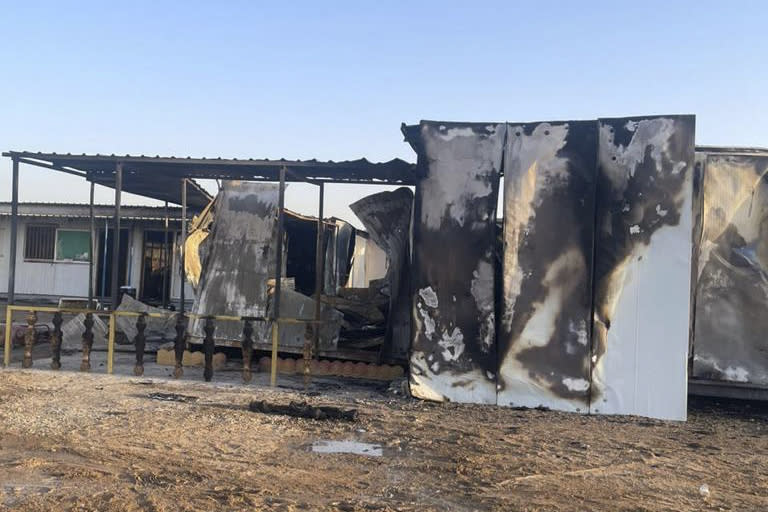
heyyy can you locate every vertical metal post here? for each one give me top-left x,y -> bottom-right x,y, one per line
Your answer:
270,167 -> 286,387
101,218 -> 108,298
3,307 -> 12,367
7,157 -> 19,305
107,312 -> 115,374
313,183 -> 324,350
162,201 -> 169,309
180,179 -> 187,314
110,162 -> 123,310
88,180 -> 95,308
304,181 -> 324,387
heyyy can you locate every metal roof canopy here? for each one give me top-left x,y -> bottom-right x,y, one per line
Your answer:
3,152 -> 418,209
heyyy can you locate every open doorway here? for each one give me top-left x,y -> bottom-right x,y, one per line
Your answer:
139,230 -> 173,304
96,228 -> 129,303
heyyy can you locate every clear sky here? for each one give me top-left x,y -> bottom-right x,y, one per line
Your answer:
1,1 -> 766,225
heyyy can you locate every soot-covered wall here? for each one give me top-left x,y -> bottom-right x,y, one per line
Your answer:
405,116 -> 695,420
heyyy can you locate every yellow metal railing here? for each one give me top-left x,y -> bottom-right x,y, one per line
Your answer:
3,305 -> 324,386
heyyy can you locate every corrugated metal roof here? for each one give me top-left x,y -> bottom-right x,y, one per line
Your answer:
3,151 -> 417,185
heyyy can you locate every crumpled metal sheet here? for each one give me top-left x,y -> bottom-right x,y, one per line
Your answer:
350,187 -> 414,361
116,294 -> 176,341
590,115 -> 695,421
498,121 -> 596,413
268,287 -> 342,350
190,181 -> 279,344
692,153 -> 768,385
408,122 -> 504,404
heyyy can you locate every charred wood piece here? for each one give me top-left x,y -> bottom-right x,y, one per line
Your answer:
248,400 -> 358,421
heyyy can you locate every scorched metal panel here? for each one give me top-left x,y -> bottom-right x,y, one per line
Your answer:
409,122 -> 504,403
498,120 -> 596,412
591,115 -> 695,420
190,181 -> 279,344
350,187 -> 414,361
692,153 -> 768,386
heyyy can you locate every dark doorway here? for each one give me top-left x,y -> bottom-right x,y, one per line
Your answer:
96,228 -> 130,303
140,230 -> 173,305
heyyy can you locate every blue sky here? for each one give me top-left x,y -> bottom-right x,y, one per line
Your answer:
1,1 -> 766,222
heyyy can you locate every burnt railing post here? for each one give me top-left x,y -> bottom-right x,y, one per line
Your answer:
80,313 -> 94,371
241,318 -> 254,383
203,316 -> 215,382
133,313 -> 147,376
173,313 -> 186,378
22,310 -> 37,368
51,312 -> 63,370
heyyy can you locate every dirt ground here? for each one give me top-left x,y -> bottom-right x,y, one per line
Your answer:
0,369 -> 766,512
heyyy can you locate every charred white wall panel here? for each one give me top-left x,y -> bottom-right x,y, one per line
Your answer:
591,115 -> 695,421
409,122 -> 504,404
498,121 -> 596,413
692,153 -> 768,386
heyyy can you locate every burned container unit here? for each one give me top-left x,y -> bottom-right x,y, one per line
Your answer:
403,115 -> 695,421
690,147 -> 768,393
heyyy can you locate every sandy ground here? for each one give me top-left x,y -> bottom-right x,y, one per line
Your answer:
0,355 -> 767,511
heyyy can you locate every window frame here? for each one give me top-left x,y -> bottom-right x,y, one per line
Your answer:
23,224 -> 57,262
54,228 -> 92,264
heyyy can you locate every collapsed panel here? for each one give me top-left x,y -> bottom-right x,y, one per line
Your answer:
498,120 -> 596,412
693,154 -> 768,386
191,181 -> 279,344
409,122 -> 504,403
350,187 -> 414,361
591,115 -> 695,420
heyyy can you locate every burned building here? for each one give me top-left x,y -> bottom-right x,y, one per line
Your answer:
4,122 -> 768,421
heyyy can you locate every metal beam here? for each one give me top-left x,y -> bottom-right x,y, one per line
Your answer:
162,201 -> 169,309
88,180 -> 95,308
15,157 -> 87,178
7,158 -> 19,305
110,162 -> 122,310
270,167 -> 287,387
313,182 -> 325,352
179,179 -> 187,314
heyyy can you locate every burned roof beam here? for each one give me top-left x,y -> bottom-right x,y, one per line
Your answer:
16,157 -> 88,178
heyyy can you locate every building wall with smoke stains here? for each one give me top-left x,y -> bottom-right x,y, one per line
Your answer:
692,152 -> 768,386
409,122 -> 504,404
405,116 -> 695,421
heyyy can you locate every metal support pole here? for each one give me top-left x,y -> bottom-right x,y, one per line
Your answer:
304,182 -> 324,387
270,167 -> 286,387
313,183 -> 324,351
101,218 -> 108,299
110,162 -> 122,310
7,157 -> 19,305
107,312 -> 115,374
162,201 -> 169,309
88,180 -> 95,308
180,179 -> 187,314
3,307 -> 12,366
